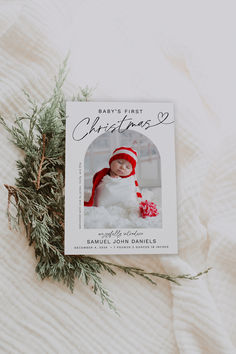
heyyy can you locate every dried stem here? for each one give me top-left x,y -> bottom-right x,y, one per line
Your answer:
36,134 -> 46,190
4,184 -> 19,229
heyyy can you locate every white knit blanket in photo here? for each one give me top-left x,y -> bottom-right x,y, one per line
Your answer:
94,175 -> 138,208
85,186 -> 162,229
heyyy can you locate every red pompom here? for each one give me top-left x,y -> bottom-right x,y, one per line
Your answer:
139,200 -> 159,218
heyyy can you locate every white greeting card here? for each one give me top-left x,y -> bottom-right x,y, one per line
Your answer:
65,102 -> 177,255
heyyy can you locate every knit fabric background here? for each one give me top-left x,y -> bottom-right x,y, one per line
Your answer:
0,1 -> 236,353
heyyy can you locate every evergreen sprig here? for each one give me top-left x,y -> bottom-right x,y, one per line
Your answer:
0,60 -> 211,312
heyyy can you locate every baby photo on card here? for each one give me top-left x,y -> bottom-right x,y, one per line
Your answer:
65,102 -> 177,255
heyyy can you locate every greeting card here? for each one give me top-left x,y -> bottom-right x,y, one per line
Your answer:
65,102 -> 177,255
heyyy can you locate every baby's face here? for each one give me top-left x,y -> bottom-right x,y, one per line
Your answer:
110,159 -> 132,177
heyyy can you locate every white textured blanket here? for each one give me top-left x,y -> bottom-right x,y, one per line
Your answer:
0,1 -> 236,353
84,187 -> 162,228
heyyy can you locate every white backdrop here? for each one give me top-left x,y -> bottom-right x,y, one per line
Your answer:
0,1 -> 236,353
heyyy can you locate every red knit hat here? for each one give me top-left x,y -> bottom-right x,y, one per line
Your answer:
109,147 -> 137,175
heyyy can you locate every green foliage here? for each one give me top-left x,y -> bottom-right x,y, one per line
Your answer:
0,60 -> 211,313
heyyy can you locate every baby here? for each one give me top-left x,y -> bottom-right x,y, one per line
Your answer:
84,147 -> 142,208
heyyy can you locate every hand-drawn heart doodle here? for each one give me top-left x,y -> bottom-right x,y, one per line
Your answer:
147,112 -> 174,129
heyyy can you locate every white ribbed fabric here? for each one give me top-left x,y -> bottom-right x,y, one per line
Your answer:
0,1 -> 236,354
